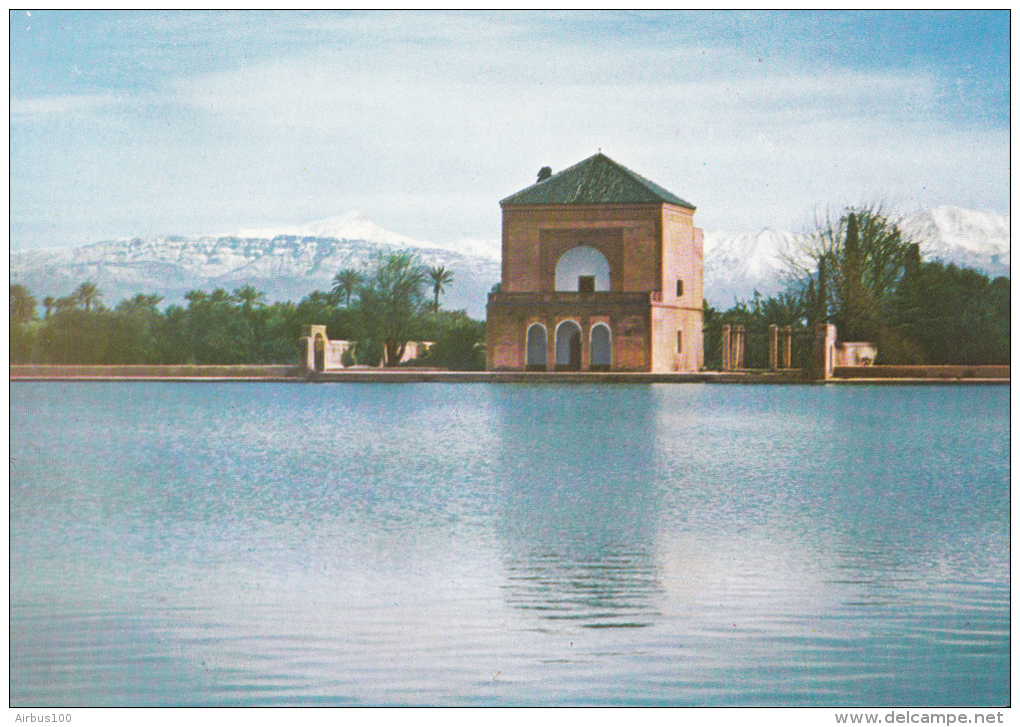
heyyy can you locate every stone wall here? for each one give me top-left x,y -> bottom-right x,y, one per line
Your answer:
833,365 -> 1009,380
835,342 -> 878,367
9,364 -> 300,379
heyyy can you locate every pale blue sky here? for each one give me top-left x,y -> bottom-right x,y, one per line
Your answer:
9,10 -> 1010,250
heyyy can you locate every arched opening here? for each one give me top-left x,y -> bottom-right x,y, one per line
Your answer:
526,323 -> 548,370
590,324 -> 611,371
313,333 -> 326,372
555,320 -> 582,371
555,246 -> 610,292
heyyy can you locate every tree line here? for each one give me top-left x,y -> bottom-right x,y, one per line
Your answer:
10,208 -> 1011,370
10,252 -> 486,370
704,205 -> 1010,368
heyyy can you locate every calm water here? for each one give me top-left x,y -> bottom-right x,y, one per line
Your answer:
9,382 -> 1010,707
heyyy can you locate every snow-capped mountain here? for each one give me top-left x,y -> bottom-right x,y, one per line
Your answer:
231,211 -> 418,249
9,207 -> 1007,316
702,206 -> 1010,306
232,211 -> 502,262
10,212 -> 501,318
900,206 -> 1010,274
702,228 -> 807,307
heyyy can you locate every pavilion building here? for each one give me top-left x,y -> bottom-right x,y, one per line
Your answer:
486,153 -> 704,372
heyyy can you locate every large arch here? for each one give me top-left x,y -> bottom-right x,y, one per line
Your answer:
555,246 -> 611,292
526,323 -> 548,370
555,320 -> 583,371
590,323 -> 611,370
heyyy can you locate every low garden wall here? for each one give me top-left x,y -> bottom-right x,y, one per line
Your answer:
10,364 -> 302,380
833,365 -> 1009,380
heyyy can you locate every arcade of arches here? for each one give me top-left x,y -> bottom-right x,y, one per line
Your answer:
526,320 -> 612,371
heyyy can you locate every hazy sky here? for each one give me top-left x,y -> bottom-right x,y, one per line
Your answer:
9,10 -> 1010,251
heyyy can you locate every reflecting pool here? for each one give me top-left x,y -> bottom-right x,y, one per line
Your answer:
9,382 -> 1010,706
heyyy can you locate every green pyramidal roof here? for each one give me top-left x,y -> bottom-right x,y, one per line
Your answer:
500,153 -> 695,209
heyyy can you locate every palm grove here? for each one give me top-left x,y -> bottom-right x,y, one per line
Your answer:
10,252 -> 485,370
10,206 -> 1011,370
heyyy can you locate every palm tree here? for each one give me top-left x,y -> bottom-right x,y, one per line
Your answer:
184,289 -> 209,307
428,266 -> 454,311
359,251 -> 430,365
232,285 -> 265,312
759,290 -> 806,328
209,288 -> 231,304
231,285 -> 266,360
9,284 -> 37,324
42,296 -> 55,320
54,295 -> 78,311
119,293 -> 163,313
73,281 -> 102,312
332,268 -> 363,308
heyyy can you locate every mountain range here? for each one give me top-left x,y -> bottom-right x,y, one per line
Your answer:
10,212 -> 502,318
9,207 -> 1009,318
704,206 -> 1010,306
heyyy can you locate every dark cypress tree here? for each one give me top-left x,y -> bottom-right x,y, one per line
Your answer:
841,212 -> 871,339
904,243 -> 921,277
816,256 -> 827,324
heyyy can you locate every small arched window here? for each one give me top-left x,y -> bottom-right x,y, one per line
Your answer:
676,279 -> 684,298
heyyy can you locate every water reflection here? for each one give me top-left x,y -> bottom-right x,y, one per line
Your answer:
10,382 -> 1011,707
489,386 -> 666,631
504,548 -> 662,629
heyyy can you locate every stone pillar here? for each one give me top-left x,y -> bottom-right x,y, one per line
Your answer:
581,316 -> 590,372
721,324 -> 731,371
781,326 -> 792,369
732,325 -> 745,370
813,323 -> 837,380
546,318 -> 555,372
769,324 -> 779,371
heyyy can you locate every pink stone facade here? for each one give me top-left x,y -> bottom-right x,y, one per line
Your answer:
487,203 -> 704,372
